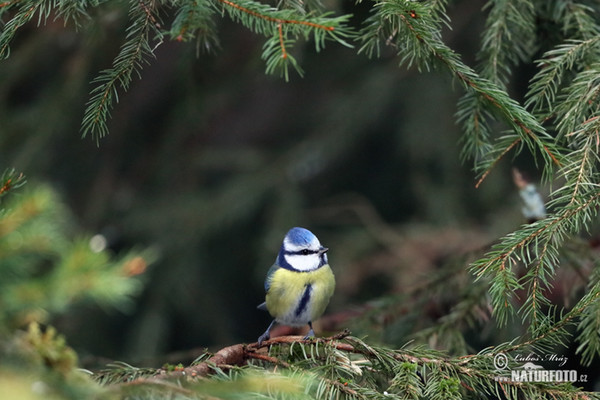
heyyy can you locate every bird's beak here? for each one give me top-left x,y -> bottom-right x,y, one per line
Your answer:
319,247 -> 329,254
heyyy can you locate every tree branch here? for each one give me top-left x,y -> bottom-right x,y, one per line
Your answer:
147,330 -> 352,381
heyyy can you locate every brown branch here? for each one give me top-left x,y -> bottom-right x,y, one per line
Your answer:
248,329 -> 352,351
152,343 -> 247,380
141,330 -> 352,382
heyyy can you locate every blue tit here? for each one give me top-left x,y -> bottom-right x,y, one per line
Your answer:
257,227 -> 335,345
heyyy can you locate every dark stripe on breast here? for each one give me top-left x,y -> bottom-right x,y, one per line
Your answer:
295,284 -> 313,317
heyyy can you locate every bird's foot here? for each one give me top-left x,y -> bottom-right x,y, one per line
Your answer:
257,320 -> 276,346
303,328 -> 316,340
257,331 -> 270,346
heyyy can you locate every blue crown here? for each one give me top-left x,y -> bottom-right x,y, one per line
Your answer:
285,227 -> 317,246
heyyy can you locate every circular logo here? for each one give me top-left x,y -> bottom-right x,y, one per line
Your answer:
494,353 -> 509,370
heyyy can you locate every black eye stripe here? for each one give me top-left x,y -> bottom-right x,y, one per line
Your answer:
284,249 -> 318,255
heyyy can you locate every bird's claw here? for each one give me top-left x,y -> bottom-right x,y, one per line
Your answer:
257,332 -> 270,347
303,329 -> 316,340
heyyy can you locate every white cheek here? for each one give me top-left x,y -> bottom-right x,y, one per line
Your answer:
285,254 -> 320,271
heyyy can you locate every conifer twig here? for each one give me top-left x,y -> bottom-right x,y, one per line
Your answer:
475,138 -> 521,188
0,169 -> 26,199
216,0 -> 335,31
81,0 -> 163,142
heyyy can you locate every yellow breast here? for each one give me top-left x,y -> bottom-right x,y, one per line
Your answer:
265,265 -> 335,326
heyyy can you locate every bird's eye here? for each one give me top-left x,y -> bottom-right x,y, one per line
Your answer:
301,249 -> 310,255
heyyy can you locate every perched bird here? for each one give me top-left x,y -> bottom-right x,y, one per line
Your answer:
257,227 -> 335,345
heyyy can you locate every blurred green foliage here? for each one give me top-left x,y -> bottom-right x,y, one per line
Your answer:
1,322 -> 104,400
0,182 -> 148,330
0,172 -> 152,398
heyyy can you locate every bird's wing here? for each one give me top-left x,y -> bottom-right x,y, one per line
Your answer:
257,262 -> 280,311
264,262 -> 280,292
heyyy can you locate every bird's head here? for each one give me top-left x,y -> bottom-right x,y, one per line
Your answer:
279,227 -> 328,272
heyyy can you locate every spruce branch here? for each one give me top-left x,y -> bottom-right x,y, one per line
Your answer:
81,0 -> 164,143
94,361 -> 159,385
278,0 -> 324,15
499,275 -> 600,359
54,0 -> 103,27
0,184 -> 149,328
576,267 -> 600,366
212,0 -> 353,80
526,38 -> 600,118
555,2 -> 600,40
472,185 -> 600,331
456,92 -> 494,164
359,0 -> 560,185
0,168 -> 26,200
98,331 -> 600,399
557,117 -> 600,212
473,136 -> 522,189
0,0 -> 48,58
411,276 -> 492,355
215,0 -> 336,31
170,0 -> 219,48
554,62 -> 600,138
517,239 -> 556,333
478,0 -> 536,87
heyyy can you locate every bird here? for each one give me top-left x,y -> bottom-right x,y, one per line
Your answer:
257,227 -> 335,346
